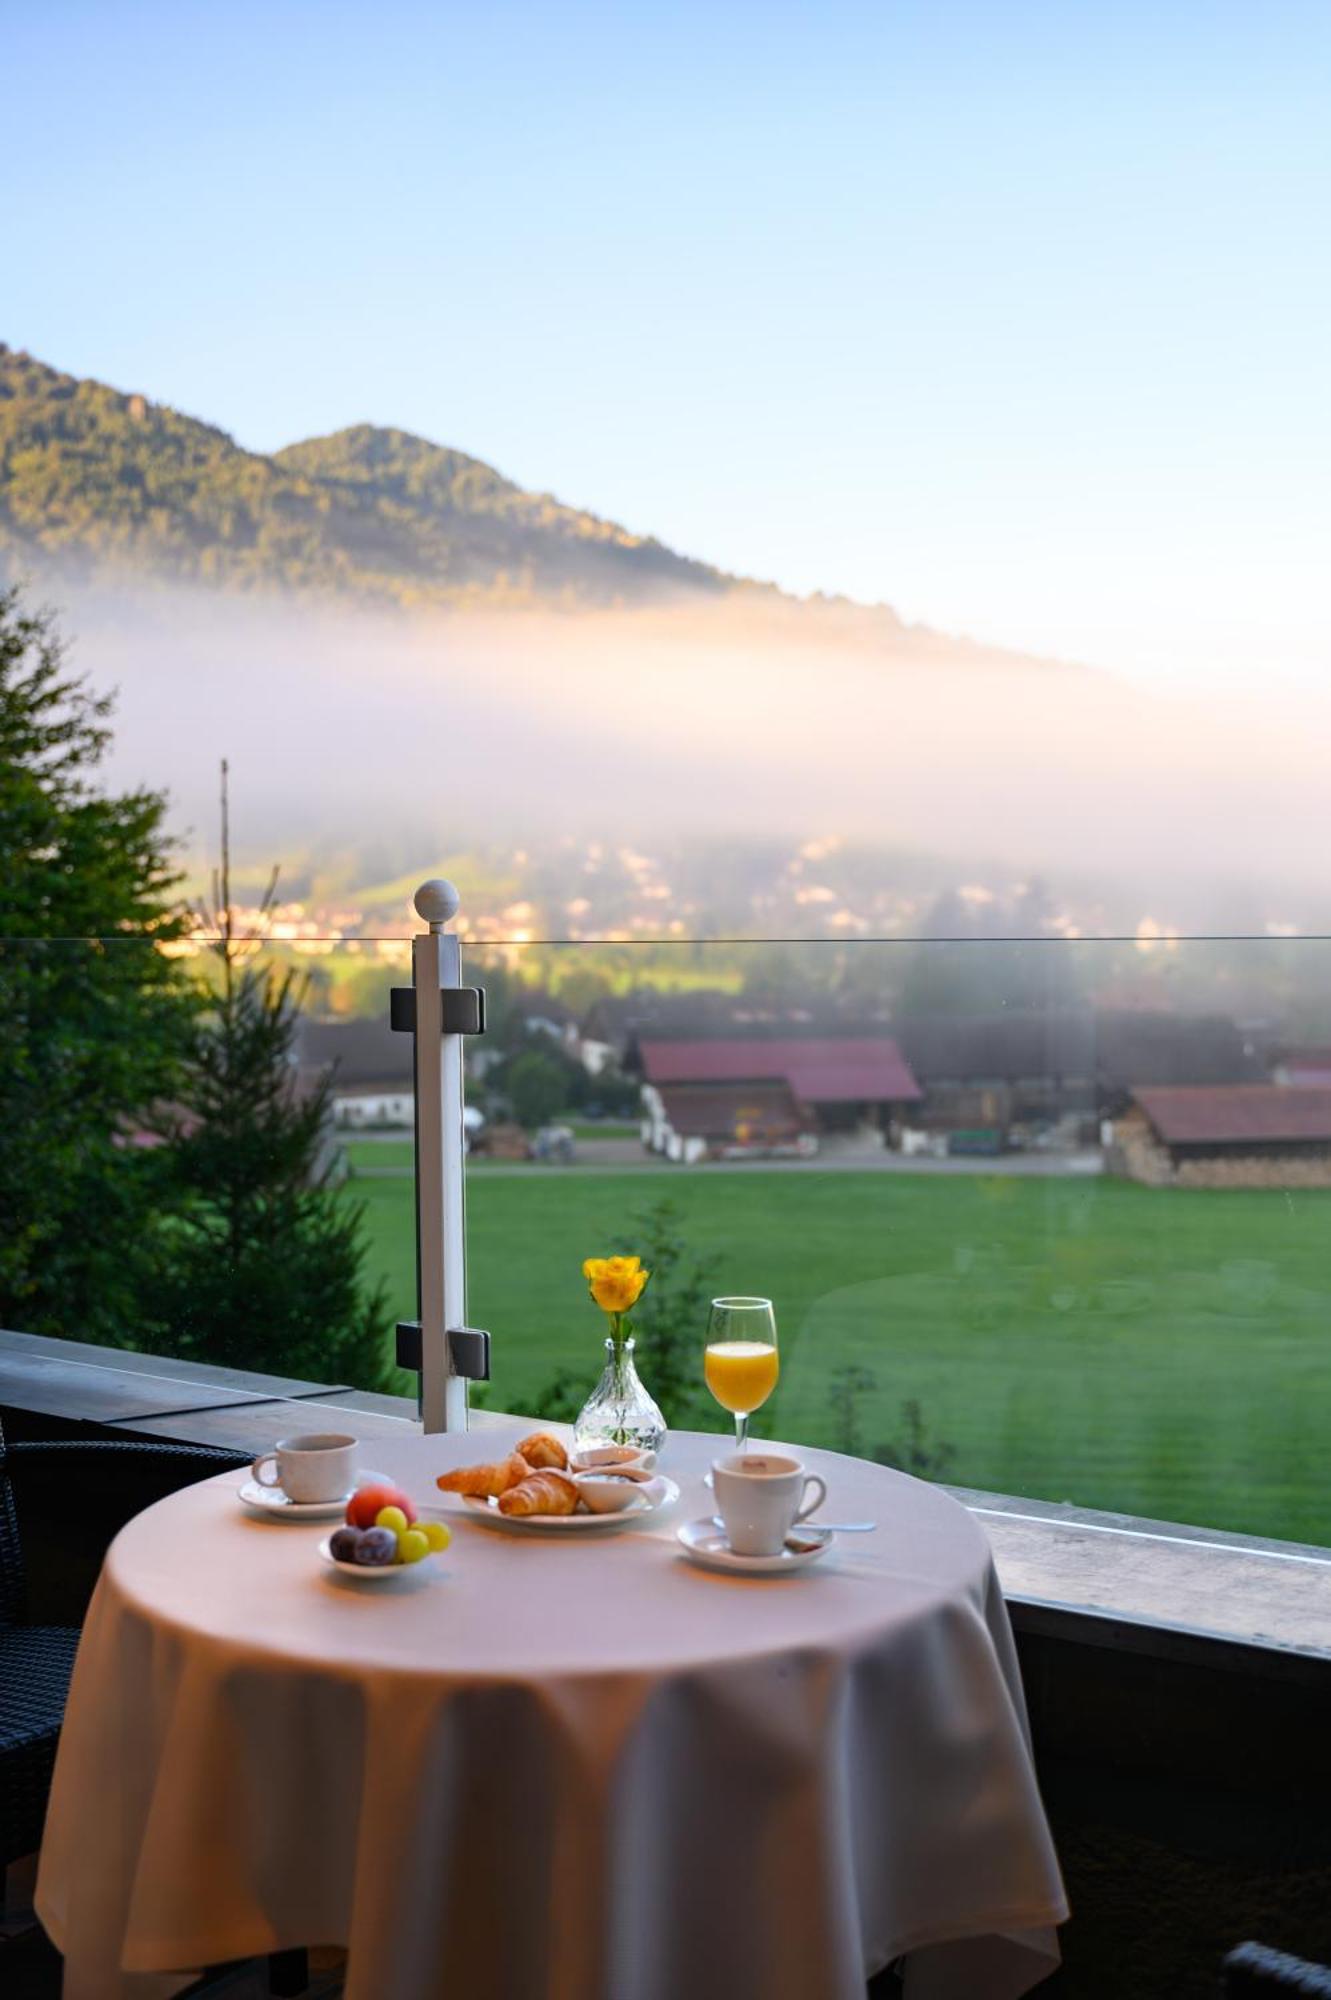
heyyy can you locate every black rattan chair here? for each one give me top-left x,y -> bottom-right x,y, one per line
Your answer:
0,1414 -> 249,1882
1223,1943 -> 1331,1995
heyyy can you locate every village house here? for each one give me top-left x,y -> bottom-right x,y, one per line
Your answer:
330,1084 -> 415,1130
296,1017 -> 416,1128
1110,1084 -> 1331,1188
892,1008 -> 1263,1150
636,1035 -> 921,1162
1091,1009 -> 1264,1113
1271,1044 -> 1331,1087
583,988 -> 893,1069
893,1014 -> 1096,1147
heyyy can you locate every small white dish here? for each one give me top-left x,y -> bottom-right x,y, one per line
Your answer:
238,1470 -> 392,1521
316,1534 -> 438,1581
568,1444 -> 657,1475
676,1517 -> 831,1576
455,1474 -> 679,1534
575,1471 -> 664,1514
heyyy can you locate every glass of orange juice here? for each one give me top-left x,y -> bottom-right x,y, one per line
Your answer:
704,1296 -> 779,1450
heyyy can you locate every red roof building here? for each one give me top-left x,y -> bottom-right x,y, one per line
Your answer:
637,1036 -> 922,1161
1272,1047 -> 1331,1088
1133,1085 -> 1331,1147
639,1038 -> 922,1107
653,1082 -> 814,1158
1115,1085 -> 1331,1188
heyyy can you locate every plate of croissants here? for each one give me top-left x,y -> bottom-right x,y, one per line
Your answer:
436,1431 -> 679,1532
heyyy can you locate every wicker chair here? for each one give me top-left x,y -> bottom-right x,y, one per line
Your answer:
1223,1943 -> 1331,1995
0,1413 -> 249,1879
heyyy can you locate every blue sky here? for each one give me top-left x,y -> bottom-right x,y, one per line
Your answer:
8,0 -> 1330,688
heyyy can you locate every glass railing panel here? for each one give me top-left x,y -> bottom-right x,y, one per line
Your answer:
5,926 -> 1328,1548
0,932 -> 414,1396
460,935 -> 1331,1548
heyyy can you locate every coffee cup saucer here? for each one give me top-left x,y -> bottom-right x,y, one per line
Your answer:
237,1471 -> 391,1520
676,1517 -> 831,1576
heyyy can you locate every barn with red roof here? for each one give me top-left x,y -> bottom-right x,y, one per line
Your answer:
636,1036 -> 921,1162
1112,1084 -> 1331,1188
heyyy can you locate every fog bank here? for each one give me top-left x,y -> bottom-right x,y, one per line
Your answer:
54,584 -> 1331,913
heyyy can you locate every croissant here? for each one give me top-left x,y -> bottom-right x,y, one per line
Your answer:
436,1451 -> 532,1499
497,1470 -> 579,1517
515,1431 -> 568,1470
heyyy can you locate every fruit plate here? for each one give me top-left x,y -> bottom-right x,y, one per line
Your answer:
317,1535 -> 441,1581
455,1474 -> 680,1534
238,1471 -> 394,1521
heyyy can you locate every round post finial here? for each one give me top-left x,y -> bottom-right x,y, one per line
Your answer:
414,878 -> 461,933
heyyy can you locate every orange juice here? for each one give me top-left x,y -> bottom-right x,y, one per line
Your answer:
705,1340 -> 779,1415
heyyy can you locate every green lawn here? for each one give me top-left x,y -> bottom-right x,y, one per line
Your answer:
346,1164 -> 1331,1548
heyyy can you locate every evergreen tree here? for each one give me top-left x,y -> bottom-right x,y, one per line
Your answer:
150,766 -> 389,1387
505,1048 -> 570,1129
0,588 -> 195,1345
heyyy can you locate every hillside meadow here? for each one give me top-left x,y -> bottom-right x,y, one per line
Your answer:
344,1153 -> 1331,1548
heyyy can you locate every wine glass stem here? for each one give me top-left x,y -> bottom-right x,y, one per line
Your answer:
734,1411 -> 750,1451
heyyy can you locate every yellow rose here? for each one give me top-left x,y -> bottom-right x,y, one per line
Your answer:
582,1254 -> 650,1317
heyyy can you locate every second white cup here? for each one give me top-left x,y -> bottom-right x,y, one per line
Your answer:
252,1433 -> 359,1504
712,1451 -> 827,1557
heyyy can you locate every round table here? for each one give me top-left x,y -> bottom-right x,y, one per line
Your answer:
36,1422 -> 1066,2000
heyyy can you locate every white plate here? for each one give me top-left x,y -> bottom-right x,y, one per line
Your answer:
676,1517 -> 831,1576
455,1474 -> 680,1534
237,1470 -> 393,1521
317,1534 -> 439,1581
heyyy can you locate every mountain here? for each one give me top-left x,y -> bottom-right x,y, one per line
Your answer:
0,345 -> 743,611
0,345 -> 1064,678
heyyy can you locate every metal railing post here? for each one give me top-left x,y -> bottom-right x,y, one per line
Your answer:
391,879 -> 490,1433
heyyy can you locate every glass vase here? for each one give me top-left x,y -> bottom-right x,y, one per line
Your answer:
573,1335 -> 667,1456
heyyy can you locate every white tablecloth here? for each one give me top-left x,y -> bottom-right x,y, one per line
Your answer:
37,1421 -> 1066,2000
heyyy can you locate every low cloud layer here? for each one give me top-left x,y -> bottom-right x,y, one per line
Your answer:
52,583 -> 1331,921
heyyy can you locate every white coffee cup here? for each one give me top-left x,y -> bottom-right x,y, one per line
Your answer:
252,1433 -> 359,1504
712,1451 -> 828,1557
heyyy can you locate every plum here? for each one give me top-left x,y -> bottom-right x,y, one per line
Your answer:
329,1526 -> 363,1564
354,1526 -> 398,1566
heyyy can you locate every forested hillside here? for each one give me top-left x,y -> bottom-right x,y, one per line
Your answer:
0,346 -> 730,610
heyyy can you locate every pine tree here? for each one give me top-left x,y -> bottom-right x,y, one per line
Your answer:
150,765 -> 389,1387
0,587 -> 195,1345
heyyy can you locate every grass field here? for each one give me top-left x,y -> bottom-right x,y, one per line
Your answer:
345,1155 -> 1331,1547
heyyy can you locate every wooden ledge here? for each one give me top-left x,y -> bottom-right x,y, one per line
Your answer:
955,1484 -> 1331,1669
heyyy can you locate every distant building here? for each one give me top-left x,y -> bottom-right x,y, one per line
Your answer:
587,989 -> 892,1066
894,1014 -> 1095,1142
645,1082 -> 816,1164
331,1084 -> 415,1130
1272,1046 -> 1331,1088
578,1035 -> 618,1077
1092,1010 -> 1263,1113
521,999 -> 579,1051
1111,1085 -> 1331,1188
297,1017 -> 411,1091
638,1036 -> 921,1161
298,1016 -> 416,1135
893,1008 -> 1263,1146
